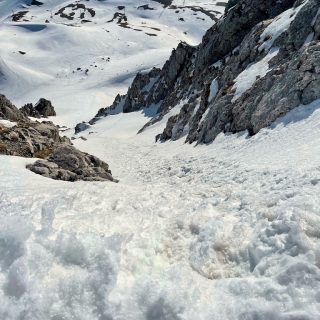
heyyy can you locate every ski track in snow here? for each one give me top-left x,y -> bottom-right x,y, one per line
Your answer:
0,100 -> 320,319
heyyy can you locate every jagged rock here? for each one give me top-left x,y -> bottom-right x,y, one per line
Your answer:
152,0 -> 173,7
20,103 -> 41,118
123,67 -> 161,113
1,95 -> 116,182
20,98 -> 56,118
225,0 -> 240,13
75,122 -> 91,134
27,145 -> 117,182
34,98 -> 56,117
88,42 -> 195,124
31,0 -> 44,5
0,94 -> 26,122
0,120 -> 66,158
199,0 -> 320,142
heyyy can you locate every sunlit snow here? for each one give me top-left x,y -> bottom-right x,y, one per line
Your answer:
0,1 -> 320,319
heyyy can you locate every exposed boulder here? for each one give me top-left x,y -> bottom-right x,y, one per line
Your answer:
20,98 -> 56,118
34,98 -> 56,117
27,145 -> 118,182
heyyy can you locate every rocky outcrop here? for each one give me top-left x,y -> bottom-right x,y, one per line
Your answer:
79,0 -> 320,145
0,95 -> 116,182
27,145 -> 116,182
82,42 -> 195,128
20,103 -> 40,118
75,122 -> 91,134
197,0 -> 320,143
20,98 -> 56,118
0,95 -> 26,122
0,120 -> 64,158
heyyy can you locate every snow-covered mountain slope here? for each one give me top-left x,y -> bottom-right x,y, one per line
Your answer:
1,0 -> 320,319
1,98 -> 320,319
0,0 -> 227,126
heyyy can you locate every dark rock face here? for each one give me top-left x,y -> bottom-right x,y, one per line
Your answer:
152,0 -> 173,7
0,95 -> 116,182
20,98 -> 56,118
20,103 -> 41,118
198,0 -> 320,143
80,0 -> 320,145
30,0 -> 44,6
75,122 -> 91,134
224,0 -> 240,13
194,0 -> 296,73
0,120 -> 63,158
83,42 -> 195,129
201,42 -> 320,143
123,67 -> 161,113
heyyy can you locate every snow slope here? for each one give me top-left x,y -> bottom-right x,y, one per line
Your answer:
0,0 -> 227,126
1,0 -> 320,319
0,98 -> 320,319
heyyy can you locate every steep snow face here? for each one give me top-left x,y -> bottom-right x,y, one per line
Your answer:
1,98 -> 320,319
0,0 -> 227,126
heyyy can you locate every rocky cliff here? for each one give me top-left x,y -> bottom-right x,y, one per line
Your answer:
0,95 -> 117,182
83,0 -> 320,144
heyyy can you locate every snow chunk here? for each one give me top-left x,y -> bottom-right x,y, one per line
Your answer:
0,120 -> 17,128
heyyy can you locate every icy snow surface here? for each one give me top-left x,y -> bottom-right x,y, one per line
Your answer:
1,98 -> 320,319
208,78 -> 219,102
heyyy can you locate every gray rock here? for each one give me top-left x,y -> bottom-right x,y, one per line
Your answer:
20,103 -> 41,118
27,145 -> 117,182
20,98 -> 56,118
1,96 -> 116,182
75,122 -> 91,134
152,0 -> 173,7
34,98 -> 56,117
81,0 -> 320,146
